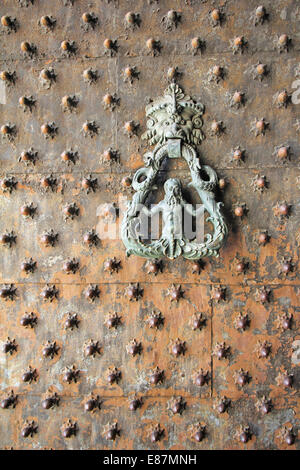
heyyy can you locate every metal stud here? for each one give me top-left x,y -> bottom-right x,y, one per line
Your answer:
61,149 -> 79,165
39,67 -> 56,88
81,12 -> 98,31
41,122 -> 57,139
193,368 -> 209,387
275,312 -> 293,331
22,365 -> 37,383
145,260 -> 162,275
82,68 -> 98,84
150,424 -> 164,443
0,284 -> 17,301
20,312 -> 37,328
0,390 -> 17,409
21,257 -> 37,274
254,340 -> 271,359
19,148 -> 38,166
21,420 -> 38,438
212,285 -> 226,302
2,337 -> 17,355
235,425 -> 251,444
234,368 -> 250,387
20,41 -> 36,57
104,312 -> 122,329
278,426 -> 296,446
63,202 -> 80,220
276,371 -> 293,388
168,396 -> 186,415
190,423 -> 206,442
41,392 -> 60,410
214,396 -> 231,414
61,94 -> 78,112
61,40 -> 77,56
19,95 -> 35,112
146,38 -> 161,56
124,120 -> 139,137
123,66 -> 140,85
0,70 -> 16,85
234,312 -> 249,332
84,394 -> 101,412
42,341 -> 59,359
167,284 -> 184,302
1,176 -> 17,193
103,257 -> 121,274
252,6 -> 267,25
255,286 -> 271,304
161,10 -> 181,31
255,396 -> 272,415
275,34 -> 291,53
40,284 -> 58,302
40,229 -> 58,247
107,367 -> 121,385
104,422 -> 120,441
190,37 -> 205,55
102,93 -> 120,111
84,339 -> 101,358
212,341 -> 230,360
61,420 -> 77,438
83,229 -> 99,247
146,310 -> 164,329
84,284 -> 100,302
149,366 -> 164,385
39,15 -> 56,31
230,36 -> 247,54
210,119 -> 225,136
103,38 -> 118,56
128,396 -> 143,411
124,12 -> 141,30
170,338 -> 186,357
126,338 -> 142,357
1,15 -> 18,33
40,174 -> 57,192
1,122 -> 16,141
63,365 -> 80,384
125,283 -> 143,301
64,312 -> 79,330
82,120 -> 98,138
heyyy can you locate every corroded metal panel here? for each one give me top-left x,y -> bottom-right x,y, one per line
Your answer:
0,0 -> 299,450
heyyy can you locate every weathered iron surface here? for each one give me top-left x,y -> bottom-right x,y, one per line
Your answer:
0,0 -> 299,450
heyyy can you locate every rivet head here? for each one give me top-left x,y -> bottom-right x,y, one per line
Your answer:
107,367 -> 121,385
0,70 -> 14,82
277,146 -> 289,159
84,395 -> 101,412
234,205 -> 244,217
170,338 -> 186,357
2,337 -> 17,355
213,341 -> 229,359
21,420 -> 38,438
212,65 -> 222,76
64,313 -> 79,330
149,367 -> 164,385
63,258 -> 79,274
0,231 -> 16,247
22,366 -> 37,383
279,34 -> 288,45
191,37 -> 200,49
84,339 -> 101,358
104,423 -> 120,441
42,392 -> 59,410
20,312 -> 37,328
234,368 -> 250,387
105,312 -> 121,329
125,283 -> 143,301
128,396 -> 142,411
150,424 -> 164,443
211,9 -> 220,21
63,202 -> 79,220
40,284 -> 58,302
21,258 -> 36,274
146,38 -> 156,50
61,420 -> 77,438
20,41 -> 30,52
83,229 -> 98,246
42,341 -> 59,359
194,369 -> 209,387
0,391 -> 17,409
126,338 -> 142,357
84,284 -> 100,302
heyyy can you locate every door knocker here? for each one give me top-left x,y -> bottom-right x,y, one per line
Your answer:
121,83 -> 228,260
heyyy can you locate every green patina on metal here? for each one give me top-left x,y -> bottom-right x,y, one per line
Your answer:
121,83 -> 228,260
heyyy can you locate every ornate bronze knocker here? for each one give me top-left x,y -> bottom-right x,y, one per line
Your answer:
122,83 -> 228,260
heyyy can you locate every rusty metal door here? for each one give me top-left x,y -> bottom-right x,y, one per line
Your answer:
0,0 -> 299,451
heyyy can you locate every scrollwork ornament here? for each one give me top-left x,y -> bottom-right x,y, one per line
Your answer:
121,84 -> 228,260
